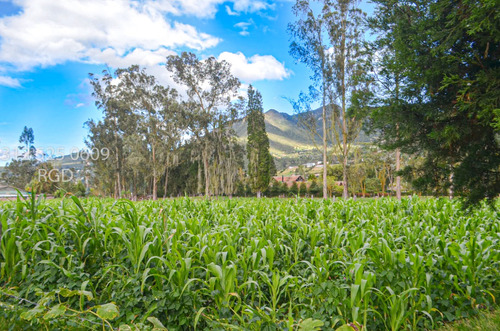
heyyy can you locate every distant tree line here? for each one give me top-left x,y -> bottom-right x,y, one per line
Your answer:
1,54 -> 276,200
85,53 -> 275,199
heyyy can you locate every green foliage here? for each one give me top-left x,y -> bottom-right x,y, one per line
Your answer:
27,162 -> 58,194
18,126 -> 36,159
365,177 -> 381,194
328,164 -> 344,181
280,182 -> 289,196
308,180 -> 320,196
0,286 -> 118,330
247,85 -> 275,196
368,0 -> 500,204
269,179 -> 281,197
299,182 -> 307,196
0,196 -> 498,330
166,52 -> 242,197
437,308 -> 500,331
325,177 -> 344,197
1,159 -> 38,190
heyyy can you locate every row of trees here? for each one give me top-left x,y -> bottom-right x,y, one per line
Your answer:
86,53 -> 275,199
292,145 -> 410,197
289,0 -> 499,203
2,74 -> 277,199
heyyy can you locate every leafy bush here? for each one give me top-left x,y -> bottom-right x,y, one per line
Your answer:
290,182 -> 299,196
308,180 -> 320,196
299,182 -> 307,196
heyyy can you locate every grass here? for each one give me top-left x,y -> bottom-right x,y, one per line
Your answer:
437,308 -> 500,330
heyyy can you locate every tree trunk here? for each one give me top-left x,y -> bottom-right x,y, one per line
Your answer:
322,102 -> 328,199
203,148 -> 210,198
396,148 -> 401,200
152,179 -> 157,200
341,15 -> 349,200
164,166 -> 169,198
395,77 -> 402,200
257,190 -> 261,198
133,175 -> 137,201
449,170 -> 454,199
152,145 -> 157,200
116,172 -> 122,199
342,154 -> 348,198
341,81 -> 349,199
115,142 -> 122,199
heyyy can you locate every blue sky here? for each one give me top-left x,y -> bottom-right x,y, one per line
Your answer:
0,0 -> 374,165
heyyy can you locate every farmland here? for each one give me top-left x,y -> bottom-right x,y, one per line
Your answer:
0,196 -> 499,330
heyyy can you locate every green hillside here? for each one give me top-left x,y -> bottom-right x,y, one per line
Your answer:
51,153 -> 86,171
233,109 -> 319,158
233,108 -> 373,168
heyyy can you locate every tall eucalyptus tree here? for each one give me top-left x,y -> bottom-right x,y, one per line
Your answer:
88,69 -> 136,198
166,52 -> 241,197
290,0 -> 370,199
325,0 -> 370,198
117,66 -> 183,200
88,66 -> 183,199
289,0 -> 333,199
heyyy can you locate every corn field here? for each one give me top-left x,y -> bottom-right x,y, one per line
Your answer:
0,195 -> 499,330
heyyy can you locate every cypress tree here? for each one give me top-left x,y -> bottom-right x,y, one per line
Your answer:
246,85 -> 275,197
369,0 -> 500,204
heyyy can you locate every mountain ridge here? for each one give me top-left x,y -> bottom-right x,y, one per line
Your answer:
233,107 -> 372,160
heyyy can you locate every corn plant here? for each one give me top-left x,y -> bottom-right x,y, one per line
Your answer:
0,194 -> 498,330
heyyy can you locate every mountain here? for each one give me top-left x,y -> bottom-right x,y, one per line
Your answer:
233,107 -> 373,164
233,109 -> 319,158
50,153 -> 87,171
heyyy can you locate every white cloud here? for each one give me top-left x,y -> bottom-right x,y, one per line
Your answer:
234,20 -> 253,36
218,52 -> 291,82
234,22 -> 252,28
0,1 -> 285,92
0,75 -> 21,88
225,5 -> 240,16
147,0 -> 274,18
232,0 -> 275,13
85,48 -> 176,68
64,78 -> 96,109
0,0 -> 220,71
